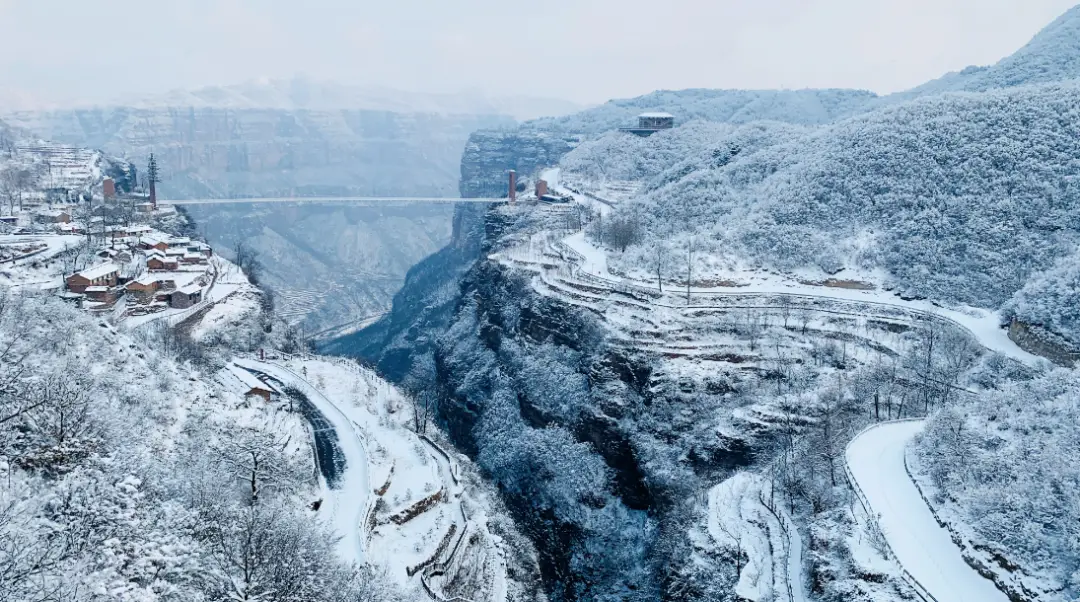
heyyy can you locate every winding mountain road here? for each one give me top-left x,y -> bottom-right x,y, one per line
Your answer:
846,421 -> 1009,602
234,357 -> 372,565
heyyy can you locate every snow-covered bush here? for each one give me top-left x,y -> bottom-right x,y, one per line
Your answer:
592,81 -> 1080,308
913,370 -> 1080,597
1003,251 -> 1080,346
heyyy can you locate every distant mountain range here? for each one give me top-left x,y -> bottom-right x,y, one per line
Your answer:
1,78 -> 586,122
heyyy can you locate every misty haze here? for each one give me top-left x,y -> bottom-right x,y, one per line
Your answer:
3,2 -> 1080,601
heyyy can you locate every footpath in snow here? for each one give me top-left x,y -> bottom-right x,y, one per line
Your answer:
846,421 -> 1009,602
707,473 -> 807,602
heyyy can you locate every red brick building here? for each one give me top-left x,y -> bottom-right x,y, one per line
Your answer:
66,264 -> 119,293
102,178 -> 116,200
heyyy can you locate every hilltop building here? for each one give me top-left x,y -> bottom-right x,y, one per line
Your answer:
620,112 -> 675,137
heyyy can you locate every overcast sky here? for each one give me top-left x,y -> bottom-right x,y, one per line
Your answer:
0,0 -> 1076,108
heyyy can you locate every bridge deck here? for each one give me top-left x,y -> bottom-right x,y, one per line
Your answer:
164,196 -> 506,205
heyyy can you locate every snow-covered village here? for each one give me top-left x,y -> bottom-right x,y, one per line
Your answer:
6,2 -> 1080,602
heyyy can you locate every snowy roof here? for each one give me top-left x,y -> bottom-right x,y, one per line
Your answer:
84,286 -> 109,292
127,225 -> 153,233
638,112 -> 674,118
131,275 -> 159,286
177,284 -> 202,295
230,365 -> 278,393
76,263 -> 118,280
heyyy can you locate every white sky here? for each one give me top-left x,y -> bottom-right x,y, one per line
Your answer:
0,0 -> 1076,107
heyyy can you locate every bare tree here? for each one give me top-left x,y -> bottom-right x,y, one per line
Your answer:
216,420 -> 304,504
233,240 -> 262,286
23,372 -> 96,449
404,353 -> 438,434
651,242 -> 670,292
0,168 -> 19,215
797,308 -> 813,334
811,387 -> 851,491
741,309 -> 764,352
198,501 -> 364,602
685,236 -> 695,305
777,294 -> 794,329
769,337 -> 793,395
0,493 -> 76,602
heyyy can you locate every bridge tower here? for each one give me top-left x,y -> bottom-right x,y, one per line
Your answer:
148,153 -> 160,210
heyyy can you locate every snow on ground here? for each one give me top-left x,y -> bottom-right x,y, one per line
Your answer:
540,167 -> 561,190
233,358 -> 372,567
554,225 -> 1037,363
190,288 -> 260,340
275,357 -> 454,586
846,421 -> 1010,602
0,234 -> 85,288
562,231 -> 614,281
707,472 -> 806,602
259,356 -> 511,601
496,177 -> 1040,364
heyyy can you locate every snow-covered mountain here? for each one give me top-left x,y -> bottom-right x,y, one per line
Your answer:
329,5 -> 1080,602
577,80 -> 1080,310
527,88 -> 878,134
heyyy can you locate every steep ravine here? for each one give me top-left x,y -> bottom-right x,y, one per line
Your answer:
327,201 -> 759,600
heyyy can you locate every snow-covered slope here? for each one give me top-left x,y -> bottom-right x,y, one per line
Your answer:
912,371 -> 1080,601
527,88 -> 877,135
0,288 -> 407,600
580,81 -> 1080,313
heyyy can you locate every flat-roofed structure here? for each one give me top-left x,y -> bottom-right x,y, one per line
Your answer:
619,112 -> 675,136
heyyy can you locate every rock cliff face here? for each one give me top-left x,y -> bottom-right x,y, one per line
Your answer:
5,107 -> 514,199
184,201 -> 455,333
459,130 -> 578,197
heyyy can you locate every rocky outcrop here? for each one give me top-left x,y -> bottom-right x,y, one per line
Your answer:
459,129 -> 578,197
1007,319 -> 1079,367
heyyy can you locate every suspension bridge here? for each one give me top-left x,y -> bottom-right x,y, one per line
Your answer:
162,196 -> 506,206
